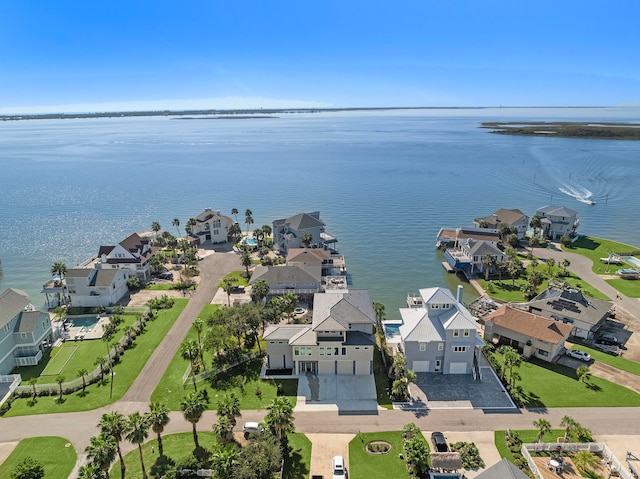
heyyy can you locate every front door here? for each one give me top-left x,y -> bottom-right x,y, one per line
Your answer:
299,361 -> 317,374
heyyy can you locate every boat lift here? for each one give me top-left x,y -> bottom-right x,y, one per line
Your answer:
627,451 -> 640,478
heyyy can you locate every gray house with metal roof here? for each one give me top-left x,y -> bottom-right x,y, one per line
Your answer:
0,288 -> 53,375
272,211 -> 337,254
263,290 -> 376,375
535,205 -> 579,240
399,287 -> 483,374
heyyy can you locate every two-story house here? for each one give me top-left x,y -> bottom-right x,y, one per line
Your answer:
249,264 -> 323,302
272,211 -> 337,255
535,205 -> 579,240
94,232 -> 158,279
474,208 -> 530,240
65,268 -> 129,307
263,290 -> 376,375
0,288 -> 53,375
189,208 -> 234,244
443,238 -> 505,275
398,286 -> 482,374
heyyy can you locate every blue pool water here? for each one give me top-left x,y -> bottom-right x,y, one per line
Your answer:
383,321 -> 402,336
67,316 -> 100,331
625,256 -> 640,268
245,237 -> 258,246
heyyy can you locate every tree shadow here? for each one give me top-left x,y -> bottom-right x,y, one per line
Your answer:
586,382 -> 602,392
571,236 -> 601,251
282,448 -> 309,479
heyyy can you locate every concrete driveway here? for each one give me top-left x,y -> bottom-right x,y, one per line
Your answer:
306,433 -> 354,479
295,373 -> 380,414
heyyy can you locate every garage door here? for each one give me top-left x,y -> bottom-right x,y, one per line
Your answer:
412,360 -> 429,372
337,361 -> 352,375
355,361 -> 371,375
449,362 -> 467,374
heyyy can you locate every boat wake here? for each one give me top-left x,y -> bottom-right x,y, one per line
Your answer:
559,183 -> 595,205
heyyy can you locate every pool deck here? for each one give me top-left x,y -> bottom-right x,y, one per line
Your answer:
61,316 -> 109,341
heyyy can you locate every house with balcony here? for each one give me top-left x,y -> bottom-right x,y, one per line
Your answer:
436,226 -> 501,249
474,208 -> 529,240
273,211 -> 337,255
535,205 -> 579,240
397,286 -> 483,374
189,208 -> 234,244
263,289 -> 376,375
0,288 -> 53,375
65,268 -> 129,307
249,264 -> 323,302
483,304 -> 573,361
93,232 -> 158,280
443,238 -> 505,275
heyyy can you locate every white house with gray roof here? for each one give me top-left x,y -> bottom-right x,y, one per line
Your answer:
263,290 -> 376,375
0,288 -> 53,375
189,208 -> 234,244
65,268 -> 129,307
535,205 -> 579,240
398,287 -> 483,374
272,211 -> 337,254
443,238 -> 505,275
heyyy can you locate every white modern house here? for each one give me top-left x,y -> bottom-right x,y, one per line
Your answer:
65,268 -> 129,307
189,208 -> 234,244
0,288 -> 53,375
398,286 -> 483,375
94,232 -> 158,280
272,211 -> 337,255
535,205 -> 579,240
263,290 -> 376,375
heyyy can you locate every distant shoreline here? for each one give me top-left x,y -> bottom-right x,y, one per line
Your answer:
481,121 -> 640,140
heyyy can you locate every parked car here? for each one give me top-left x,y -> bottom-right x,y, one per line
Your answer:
242,422 -> 263,439
332,455 -> 347,479
566,349 -> 591,362
431,431 -> 449,452
597,334 -> 619,346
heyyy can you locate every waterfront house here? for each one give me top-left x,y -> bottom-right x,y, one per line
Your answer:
398,286 -> 483,374
189,208 -> 234,245
0,288 -> 53,375
272,211 -> 337,254
535,205 -> 579,240
474,208 -> 529,240
483,304 -> 573,361
65,268 -> 129,308
263,289 -> 376,375
250,264 -> 322,302
436,226 -> 501,249
442,238 -> 505,276
516,287 -> 612,340
94,232 -> 158,280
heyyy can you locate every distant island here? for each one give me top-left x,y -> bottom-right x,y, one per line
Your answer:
481,121 -> 640,140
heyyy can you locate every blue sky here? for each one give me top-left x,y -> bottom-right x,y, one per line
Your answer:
1,1 -> 639,113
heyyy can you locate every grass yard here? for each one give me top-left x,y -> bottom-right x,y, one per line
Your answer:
6,300 -> 187,416
495,429 -> 563,464
113,431 -> 311,479
223,270 -> 250,286
571,345 -> 640,376
605,278 -> 640,298
565,236 -> 640,272
507,356 -> 640,407
0,437 -> 76,479
349,431 -> 411,479
41,343 -> 78,376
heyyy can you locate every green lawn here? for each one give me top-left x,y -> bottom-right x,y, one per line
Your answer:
507,356 -> 640,407
223,270 -> 250,286
373,345 -> 393,409
495,429 -> 563,464
605,278 -> 640,298
571,345 -> 640,376
113,431 -> 311,479
0,437 -> 76,479
349,431 -> 411,479
144,283 -> 176,290
564,236 -> 639,271
6,300 -> 187,416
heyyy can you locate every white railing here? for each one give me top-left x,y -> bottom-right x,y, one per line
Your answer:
0,374 -> 22,407
13,350 -> 43,367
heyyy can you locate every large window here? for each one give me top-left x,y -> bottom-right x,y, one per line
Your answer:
419,343 -> 426,351
453,346 -> 467,352
453,329 -> 460,337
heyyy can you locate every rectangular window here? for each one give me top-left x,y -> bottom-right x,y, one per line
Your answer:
431,304 -> 439,309
438,343 -> 444,351
307,347 -> 312,356
326,348 -> 332,356
419,343 -> 426,351
453,346 -> 468,352
453,329 -> 459,337
335,347 -> 339,356
294,347 -> 299,356
538,349 -> 549,357
213,229 -> 219,235
342,347 -> 347,356
319,347 -> 324,356
464,329 -> 470,337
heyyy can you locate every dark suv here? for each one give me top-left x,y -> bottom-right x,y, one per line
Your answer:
431,431 -> 448,452
597,334 -> 619,346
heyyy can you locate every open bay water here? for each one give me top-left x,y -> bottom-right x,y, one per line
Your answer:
1,107 -> 639,317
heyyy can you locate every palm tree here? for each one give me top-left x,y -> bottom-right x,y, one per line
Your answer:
561,258 -> 571,276
126,412 -> 150,479
481,253 -> 495,280
229,223 -> 242,242
55,374 -> 65,402
301,231 -> 313,248
508,258 -> 523,286
85,434 -> 117,479
218,277 -> 237,307
217,392 -> 241,426
77,368 -> 89,396
151,221 -> 161,241
95,356 -> 106,383
261,224 -> 272,240
99,411 -> 130,479
241,251 -> 252,278
172,218 -> 181,238
546,258 -> 556,276
245,209 -> 254,236
251,278 -> 270,304
180,391 -> 208,449
577,365 -> 591,384
264,396 -> 295,443
212,414 -> 234,445
373,301 -> 385,345
560,415 -> 578,442
533,418 -> 552,443
147,402 -> 170,457
211,443 -> 240,479
180,339 -> 201,391
231,208 -> 239,224
50,262 -> 67,281
185,218 -> 197,236
529,236 -> 541,253
192,317 -> 206,366
77,463 -> 102,479
530,214 -> 542,238
572,450 -> 599,474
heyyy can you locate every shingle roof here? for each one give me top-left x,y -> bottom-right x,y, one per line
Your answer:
475,458 -> 530,479
479,208 -> 527,227
250,265 -> 321,285
437,227 -> 501,243
0,288 -> 31,329
275,212 -> 325,231
91,269 -> 121,287
525,288 -> 612,327
14,311 -> 48,333
467,240 -> 503,256
286,248 -> 331,265
264,324 -> 310,341
66,268 -> 92,278
484,305 -> 573,343
312,290 -> 376,330
536,205 -> 577,217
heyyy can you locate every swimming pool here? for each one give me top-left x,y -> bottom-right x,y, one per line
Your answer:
66,315 -> 100,331
240,236 -> 258,246
429,473 -> 461,479
625,256 -> 640,268
383,321 -> 402,337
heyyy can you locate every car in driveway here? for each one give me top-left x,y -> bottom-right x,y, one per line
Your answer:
242,422 -> 263,439
597,334 -> 619,346
566,349 -> 591,362
332,455 -> 347,479
431,431 -> 449,452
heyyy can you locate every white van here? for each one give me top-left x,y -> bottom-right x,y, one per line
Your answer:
332,455 -> 347,479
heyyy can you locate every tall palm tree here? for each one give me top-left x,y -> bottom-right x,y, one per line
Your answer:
99,411 -> 130,479
172,218 -> 181,238
481,253 -> 495,280
530,214 -> 542,238
192,317 -> 206,367
251,279 -> 270,304
533,418 -> 552,443
50,262 -> 67,281
241,251 -> 252,279
245,209 -> 254,236
151,221 -> 161,241
180,339 -> 201,391
180,391 -> 208,449
217,392 -> 241,427
229,223 -> 242,242
231,208 -> 239,224
560,415 -> 578,442
77,368 -> 89,396
85,434 -> 117,479
126,412 -> 150,479
147,402 -> 170,457
185,218 -> 197,236
218,277 -> 237,307
78,463 -> 102,479
212,414 -> 234,445
261,224 -> 272,240
55,374 -> 65,402
264,396 -> 295,443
